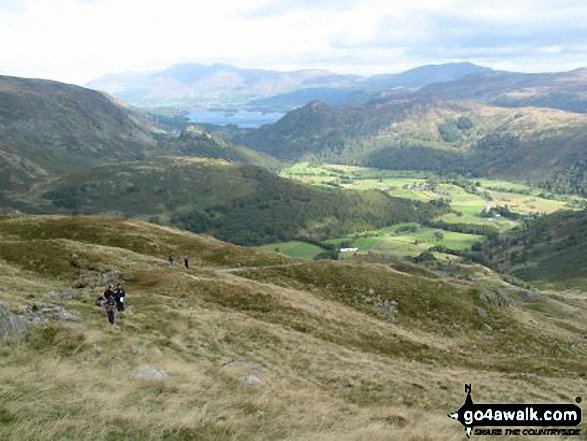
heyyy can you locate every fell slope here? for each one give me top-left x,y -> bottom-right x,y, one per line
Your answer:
0,75 -> 156,190
479,208 -> 587,289
0,215 -> 585,441
239,99 -> 587,184
39,158 -> 448,245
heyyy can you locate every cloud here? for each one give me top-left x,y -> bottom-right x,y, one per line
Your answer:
241,0 -> 360,18
0,0 -> 586,85
331,1 -> 587,58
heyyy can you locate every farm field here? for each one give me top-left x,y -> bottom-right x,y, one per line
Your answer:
256,241 -> 325,259
268,163 -> 587,260
326,224 -> 485,258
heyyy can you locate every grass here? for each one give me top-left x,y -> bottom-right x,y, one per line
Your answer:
256,241 -> 325,260
280,164 -> 521,258
323,224 -> 484,258
0,215 -> 586,440
282,164 -> 585,230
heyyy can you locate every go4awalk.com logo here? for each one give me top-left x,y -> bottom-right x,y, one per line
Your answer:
448,385 -> 582,438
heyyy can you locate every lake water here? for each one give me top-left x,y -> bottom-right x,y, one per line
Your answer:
188,110 -> 284,128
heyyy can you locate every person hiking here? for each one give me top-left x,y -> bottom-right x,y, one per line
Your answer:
114,283 -> 126,312
103,284 -> 117,325
168,255 -> 175,268
183,254 -> 189,269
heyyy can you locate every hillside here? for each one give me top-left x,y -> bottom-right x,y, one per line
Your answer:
38,158 -> 448,245
158,126 -> 280,169
0,75 -> 286,200
0,75 -> 157,190
478,208 -> 587,289
0,215 -> 585,440
238,99 -> 587,187
415,68 -> 587,114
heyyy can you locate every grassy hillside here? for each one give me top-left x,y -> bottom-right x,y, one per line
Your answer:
0,75 -> 157,190
479,208 -> 587,289
158,126 -> 279,169
0,75 -> 283,203
239,99 -> 587,189
38,158 -> 448,246
0,215 -> 585,440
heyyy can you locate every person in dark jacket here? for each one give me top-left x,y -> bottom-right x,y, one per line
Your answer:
114,283 -> 126,312
184,254 -> 189,269
103,284 -> 117,324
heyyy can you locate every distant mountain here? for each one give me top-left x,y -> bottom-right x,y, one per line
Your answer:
414,68 -> 587,113
87,62 -> 492,110
87,63 -> 359,108
0,75 -> 157,191
358,62 -> 492,90
247,87 -> 372,111
246,63 -> 492,111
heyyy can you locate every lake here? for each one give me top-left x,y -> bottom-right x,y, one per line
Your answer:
188,110 -> 285,128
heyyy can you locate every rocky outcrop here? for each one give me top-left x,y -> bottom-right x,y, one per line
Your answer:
0,304 -> 28,343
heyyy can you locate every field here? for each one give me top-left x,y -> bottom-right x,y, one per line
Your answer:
256,241 -> 325,259
329,227 -> 484,258
269,164 -> 587,260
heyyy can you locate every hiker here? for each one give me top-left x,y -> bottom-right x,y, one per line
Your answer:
103,284 -> 117,325
168,255 -> 175,267
114,283 -> 126,312
184,254 -> 189,269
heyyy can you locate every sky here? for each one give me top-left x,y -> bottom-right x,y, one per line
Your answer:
1,0 -> 586,85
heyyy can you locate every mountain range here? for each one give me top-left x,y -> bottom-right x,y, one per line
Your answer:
86,62 -> 491,110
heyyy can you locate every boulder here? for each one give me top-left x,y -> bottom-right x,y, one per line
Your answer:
46,289 -> 78,301
240,375 -> 261,386
132,367 -> 167,380
0,305 -> 28,343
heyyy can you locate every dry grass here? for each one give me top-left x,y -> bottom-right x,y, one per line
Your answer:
0,215 -> 585,440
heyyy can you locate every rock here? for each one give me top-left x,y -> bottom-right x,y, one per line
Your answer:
519,290 -> 539,303
40,306 -> 80,322
0,304 -> 28,343
479,290 -> 516,307
72,278 -> 89,289
375,299 -> 398,315
132,367 -> 167,380
476,306 -> 488,318
47,289 -> 78,301
25,304 -> 80,323
240,375 -> 261,386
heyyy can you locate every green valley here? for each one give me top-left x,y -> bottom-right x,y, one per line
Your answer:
263,163 -> 586,262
